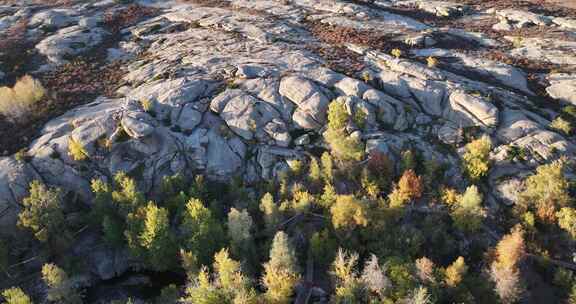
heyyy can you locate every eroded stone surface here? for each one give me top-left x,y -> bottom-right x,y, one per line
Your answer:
1,0 -> 576,294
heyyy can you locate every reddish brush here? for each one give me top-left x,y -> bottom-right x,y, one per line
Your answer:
103,4 -> 160,33
0,19 -> 32,78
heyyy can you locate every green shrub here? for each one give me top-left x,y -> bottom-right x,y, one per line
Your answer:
68,137 -> 88,161
550,117 -> 572,135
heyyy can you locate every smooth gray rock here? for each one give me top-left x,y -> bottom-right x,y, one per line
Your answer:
177,103 -> 203,131
279,76 -> 330,130
444,91 -> 499,128
122,113 -> 155,139
547,73 -> 576,105
36,25 -> 108,64
29,9 -> 78,29
496,9 -> 551,28
206,130 -> 245,178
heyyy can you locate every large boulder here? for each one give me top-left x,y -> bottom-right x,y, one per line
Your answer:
443,91 -> 499,128
279,76 -> 330,130
36,25 -> 108,64
547,73 -> 576,106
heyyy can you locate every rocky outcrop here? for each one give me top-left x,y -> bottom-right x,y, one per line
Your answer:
1,0 -> 576,298
547,73 -> 576,106
36,25 -> 108,64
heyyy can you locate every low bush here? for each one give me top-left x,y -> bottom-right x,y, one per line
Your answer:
0,75 -> 46,123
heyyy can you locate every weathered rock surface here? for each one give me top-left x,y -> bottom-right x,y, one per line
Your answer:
36,25 -> 108,64
547,73 -> 576,106
1,0 -> 576,299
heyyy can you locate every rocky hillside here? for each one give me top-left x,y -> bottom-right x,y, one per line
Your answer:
0,0 -> 576,303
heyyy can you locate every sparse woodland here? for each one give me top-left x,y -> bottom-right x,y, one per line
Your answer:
1,0 -> 576,303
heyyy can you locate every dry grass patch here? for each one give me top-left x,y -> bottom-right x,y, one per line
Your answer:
0,76 -> 46,123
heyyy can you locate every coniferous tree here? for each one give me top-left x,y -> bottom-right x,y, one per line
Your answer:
415,257 -> 436,285
42,263 -> 82,304
260,193 -> 280,233
330,195 -> 368,231
262,231 -> 300,304
227,208 -> 254,253
125,202 -> 176,271
445,257 -> 468,288
361,254 -> 390,298
557,207 -> 576,239
520,160 -> 571,223
17,181 -> 66,243
321,152 -> 334,182
318,183 -> 336,209
462,136 -> 492,181
331,248 -> 365,303
451,185 -> 486,233
388,170 -> 423,208
490,226 -> 525,304
1,287 -> 32,304
308,157 -> 322,186
181,198 -> 225,267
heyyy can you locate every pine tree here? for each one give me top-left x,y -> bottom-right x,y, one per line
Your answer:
462,136 -> 492,181
17,181 -> 66,243
330,195 -> 368,231
521,160 -> 571,223
291,189 -> 314,213
260,193 -> 280,233
388,170 -> 423,208
321,152 -> 334,182
155,284 -> 179,304
1,287 -> 32,304
400,150 -> 417,173
445,257 -> 468,287
319,183 -> 337,208
227,208 -> 256,264
415,257 -> 436,284
183,266 -> 226,304
42,263 -> 82,304
361,254 -> 390,297
125,202 -> 176,271
180,198 -> 225,266
331,248 -> 365,303
262,231 -> 300,304
557,207 -> 576,239
308,157 -> 322,185
214,249 -> 252,296
451,185 -> 486,233
408,286 -> 433,304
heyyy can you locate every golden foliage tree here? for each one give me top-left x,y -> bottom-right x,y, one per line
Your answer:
462,136 -> 492,181
330,195 -> 369,231
490,226 -> 525,304
445,256 -> 468,287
